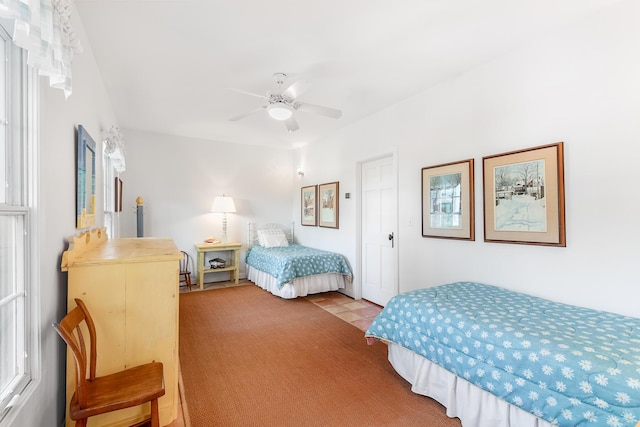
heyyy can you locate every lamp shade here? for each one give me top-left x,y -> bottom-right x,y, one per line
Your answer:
211,195 -> 236,213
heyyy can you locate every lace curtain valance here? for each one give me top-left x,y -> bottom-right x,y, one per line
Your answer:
0,0 -> 82,98
104,126 -> 126,172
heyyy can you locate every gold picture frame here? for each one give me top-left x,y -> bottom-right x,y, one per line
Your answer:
318,181 -> 339,229
301,185 -> 317,226
421,159 -> 475,240
483,142 -> 565,246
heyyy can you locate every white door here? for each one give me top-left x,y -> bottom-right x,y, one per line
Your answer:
361,155 -> 397,306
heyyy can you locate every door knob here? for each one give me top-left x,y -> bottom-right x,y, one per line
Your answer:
388,232 -> 394,248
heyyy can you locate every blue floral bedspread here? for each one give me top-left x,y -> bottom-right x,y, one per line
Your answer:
245,243 -> 352,289
365,282 -> 640,427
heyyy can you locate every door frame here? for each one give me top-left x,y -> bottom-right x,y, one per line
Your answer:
355,149 -> 399,302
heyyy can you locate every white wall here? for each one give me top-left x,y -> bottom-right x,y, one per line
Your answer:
9,4 -> 119,427
295,0 -> 640,318
119,129 -> 294,277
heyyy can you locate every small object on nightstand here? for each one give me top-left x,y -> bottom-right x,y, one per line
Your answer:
209,258 -> 226,269
204,237 -> 220,244
195,242 -> 242,289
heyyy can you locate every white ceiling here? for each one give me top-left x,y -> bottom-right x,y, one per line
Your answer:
75,0 -> 623,149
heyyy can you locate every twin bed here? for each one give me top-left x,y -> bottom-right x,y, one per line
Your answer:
365,282 -> 640,427
244,223 -> 352,299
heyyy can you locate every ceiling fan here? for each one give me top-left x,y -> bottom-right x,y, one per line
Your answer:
228,73 -> 342,132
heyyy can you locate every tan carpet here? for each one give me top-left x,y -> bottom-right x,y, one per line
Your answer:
179,285 -> 462,427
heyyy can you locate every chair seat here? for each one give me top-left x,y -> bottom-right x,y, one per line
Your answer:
70,362 -> 165,421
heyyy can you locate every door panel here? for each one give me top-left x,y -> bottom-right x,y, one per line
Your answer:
361,156 -> 397,306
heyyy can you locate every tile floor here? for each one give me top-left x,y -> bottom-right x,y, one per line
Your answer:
172,279 -> 383,427
304,290 -> 383,331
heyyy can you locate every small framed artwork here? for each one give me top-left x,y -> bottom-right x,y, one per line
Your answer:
421,159 -> 475,240
483,142 -> 565,246
76,125 -> 97,229
318,181 -> 339,229
115,177 -> 123,212
301,185 -> 317,226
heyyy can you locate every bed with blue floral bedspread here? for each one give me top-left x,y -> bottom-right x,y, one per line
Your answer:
245,243 -> 352,298
365,282 -> 640,427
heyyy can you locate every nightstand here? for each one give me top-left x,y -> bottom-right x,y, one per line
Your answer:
194,242 -> 242,289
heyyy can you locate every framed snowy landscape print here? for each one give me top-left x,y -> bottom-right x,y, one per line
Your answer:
421,159 -> 475,240
483,142 -> 566,246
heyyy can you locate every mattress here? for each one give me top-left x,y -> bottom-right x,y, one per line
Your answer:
388,342 -> 554,427
365,282 -> 640,427
246,265 -> 346,299
245,243 -> 352,288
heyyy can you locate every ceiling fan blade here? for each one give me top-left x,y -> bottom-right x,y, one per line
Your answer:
229,106 -> 266,121
228,87 -> 267,99
296,102 -> 342,119
284,117 -> 299,132
281,80 -> 309,100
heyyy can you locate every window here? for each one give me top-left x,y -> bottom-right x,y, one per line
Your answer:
103,127 -> 125,239
103,153 -> 115,238
0,21 -> 37,424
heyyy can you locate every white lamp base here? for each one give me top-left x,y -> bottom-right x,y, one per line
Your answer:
221,213 -> 228,243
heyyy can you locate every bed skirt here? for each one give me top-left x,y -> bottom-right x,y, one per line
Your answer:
388,343 -> 554,427
246,265 -> 346,298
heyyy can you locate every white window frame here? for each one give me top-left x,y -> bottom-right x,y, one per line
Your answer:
0,19 -> 40,426
103,153 -> 116,238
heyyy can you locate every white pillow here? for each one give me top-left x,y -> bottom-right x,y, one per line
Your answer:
257,229 -> 289,248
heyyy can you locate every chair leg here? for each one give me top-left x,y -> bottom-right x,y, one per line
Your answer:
180,273 -> 192,291
150,398 -> 160,427
75,419 -> 87,427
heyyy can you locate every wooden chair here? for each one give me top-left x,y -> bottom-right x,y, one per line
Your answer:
53,298 -> 165,427
179,250 -> 193,291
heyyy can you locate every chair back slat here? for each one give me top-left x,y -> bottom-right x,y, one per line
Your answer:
73,324 -> 87,377
179,251 -> 193,290
53,298 -> 99,408
179,251 -> 191,273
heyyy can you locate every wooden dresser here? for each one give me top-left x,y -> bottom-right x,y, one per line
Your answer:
61,228 -> 182,427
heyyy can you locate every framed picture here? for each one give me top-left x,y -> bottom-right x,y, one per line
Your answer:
421,159 -> 475,240
115,177 -> 123,212
76,125 -> 96,229
318,181 -> 339,228
301,185 -> 317,226
483,142 -> 565,246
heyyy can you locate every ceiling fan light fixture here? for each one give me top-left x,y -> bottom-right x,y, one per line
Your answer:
267,102 -> 293,121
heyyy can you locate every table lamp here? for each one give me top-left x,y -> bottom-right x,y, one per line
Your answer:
211,195 -> 236,243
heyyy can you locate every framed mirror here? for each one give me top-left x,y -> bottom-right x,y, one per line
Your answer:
77,125 -> 96,228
